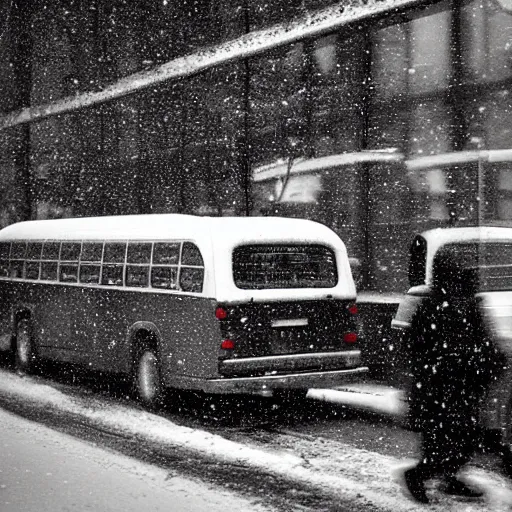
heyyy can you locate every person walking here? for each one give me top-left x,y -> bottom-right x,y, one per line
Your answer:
403,247 -> 506,504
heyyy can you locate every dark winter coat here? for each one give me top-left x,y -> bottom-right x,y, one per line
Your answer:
407,249 -> 505,428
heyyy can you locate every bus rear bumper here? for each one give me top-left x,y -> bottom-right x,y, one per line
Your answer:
180,367 -> 369,395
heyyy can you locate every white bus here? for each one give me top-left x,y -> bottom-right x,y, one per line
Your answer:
0,214 -> 367,406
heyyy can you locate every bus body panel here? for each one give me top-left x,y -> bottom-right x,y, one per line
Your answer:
6,282 -> 222,380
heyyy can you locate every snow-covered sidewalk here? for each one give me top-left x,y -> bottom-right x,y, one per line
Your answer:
0,371 -> 511,512
308,383 -> 407,418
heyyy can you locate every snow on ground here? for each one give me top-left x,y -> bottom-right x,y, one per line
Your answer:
0,371 -> 511,512
0,407 -> 274,512
308,383 -> 407,417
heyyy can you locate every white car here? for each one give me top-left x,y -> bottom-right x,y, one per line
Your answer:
391,226 -> 512,461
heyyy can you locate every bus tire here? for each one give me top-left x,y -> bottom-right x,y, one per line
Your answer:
15,318 -> 37,374
133,346 -> 163,407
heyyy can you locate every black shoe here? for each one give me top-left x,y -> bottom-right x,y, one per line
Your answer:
404,468 -> 429,504
443,477 -> 483,498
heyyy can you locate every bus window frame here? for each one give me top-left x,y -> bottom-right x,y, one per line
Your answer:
0,237 -> 206,295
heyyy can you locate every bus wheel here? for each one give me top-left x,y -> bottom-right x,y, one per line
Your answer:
15,318 -> 36,374
133,347 -> 162,407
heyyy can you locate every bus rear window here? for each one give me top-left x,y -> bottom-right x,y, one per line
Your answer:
232,244 -> 337,289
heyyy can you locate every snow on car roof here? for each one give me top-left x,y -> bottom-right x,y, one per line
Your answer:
421,226 -> 512,248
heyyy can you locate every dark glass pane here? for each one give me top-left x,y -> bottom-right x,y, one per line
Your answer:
101,264 -> 123,286
0,261 -> 9,277
79,264 -> 101,284
181,242 -> 203,266
103,243 -> 126,263
41,262 -> 58,281
25,262 -> 40,280
180,267 -> 204,293
81,242 -> 103,262
126,265 -> 149,287
27,243 -> 43,260
59,264 -> 78,283
127,243 -> 152,264
153,243 -> 180,265
151,266 -> 178,289
0,243 -> 10,259
42,242 -> 60,260
10,261 -> 24,278
11,242 -> 26,259
233,245 -> 337,289
61,242 -> 81,261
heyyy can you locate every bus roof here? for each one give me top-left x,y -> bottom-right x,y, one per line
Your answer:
0,214 -> 343,248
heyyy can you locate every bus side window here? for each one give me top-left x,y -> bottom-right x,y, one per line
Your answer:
40,242 -> 60,281
25,242 -> 43,280
25,262 -> 40,280
126,242 -> 151,288
181,242 -> 203,266
151,242 -> 179,290
103,242 -> 126,263
153,243 -> 180,265
59,242 -> 81,283
126,265 -> 149,287
80,242 -> 103,285
42,241 -> 61,260
179,267 -> 204,293
179,242 -> 204,292
101,265 -> 124,286
102,242 -> 126,286
80,264 -> 100,284
41,262 -> 58,281
10,242 -> 26,279
81,242 -> 103,262
61,242 -> 81,261
60,264 -> 78,283
0,242 -> 10,277
151,266 -> 178,289
127,242 -> 152,264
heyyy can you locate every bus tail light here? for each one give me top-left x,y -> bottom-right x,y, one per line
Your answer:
343,332 -> 358,344
348,304 -> 358,315
220,339 -> 235,350
215,307 -> 228,320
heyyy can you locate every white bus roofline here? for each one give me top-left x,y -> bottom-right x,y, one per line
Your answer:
253,148 -> 512,183
252,151 -> 405,183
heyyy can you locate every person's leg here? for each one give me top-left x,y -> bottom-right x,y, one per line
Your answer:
403,423 -> 440,504
440,419 -> 484,498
